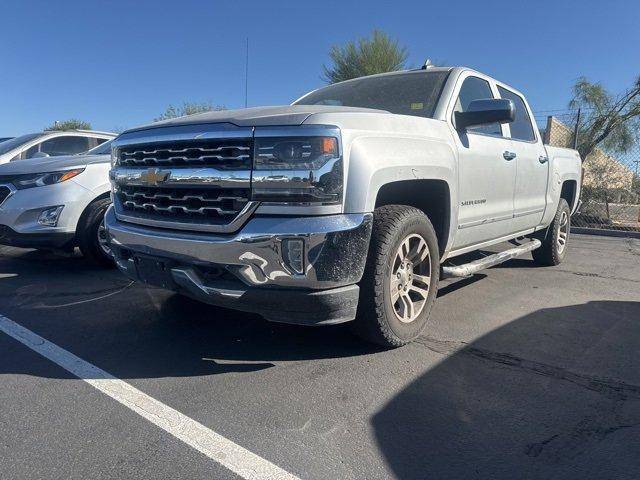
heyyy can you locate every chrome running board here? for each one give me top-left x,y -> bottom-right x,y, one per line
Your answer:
441,239 -> 541,279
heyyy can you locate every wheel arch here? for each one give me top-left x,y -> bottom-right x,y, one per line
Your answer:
560,179 -> 578,212
75,191 -> 111,238
374,179 -> 452,257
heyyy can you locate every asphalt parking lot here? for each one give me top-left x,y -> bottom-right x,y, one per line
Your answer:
1,233 -> 639,479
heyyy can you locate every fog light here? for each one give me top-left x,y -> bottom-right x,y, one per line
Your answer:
37,205 -> 64,227
282,238 -> 305,275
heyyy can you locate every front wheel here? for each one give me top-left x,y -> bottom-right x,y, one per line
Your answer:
353,205 -> 440,348
78,197 -> 115,268
532,198 -> 571,266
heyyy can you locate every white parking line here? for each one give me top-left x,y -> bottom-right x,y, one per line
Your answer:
0,315 -> 300,480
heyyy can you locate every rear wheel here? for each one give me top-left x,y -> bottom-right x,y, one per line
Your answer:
78,197 -> 114,268
532,198 -> 571,266
353,205 -> 440,348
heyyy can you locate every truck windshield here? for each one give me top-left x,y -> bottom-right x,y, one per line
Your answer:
294,70 -> 449,118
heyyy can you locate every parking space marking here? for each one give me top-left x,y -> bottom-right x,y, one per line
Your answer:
0,315 -> 300,480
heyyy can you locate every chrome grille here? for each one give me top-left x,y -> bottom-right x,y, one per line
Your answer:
112,126 -> 257,233
118,139 -> 252,169
116,186 -> 250,225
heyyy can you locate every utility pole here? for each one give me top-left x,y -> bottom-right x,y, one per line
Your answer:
572,108 -> 581,151
244,38 -> 249,108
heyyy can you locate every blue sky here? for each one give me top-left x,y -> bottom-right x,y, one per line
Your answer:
1,0 -> 638,135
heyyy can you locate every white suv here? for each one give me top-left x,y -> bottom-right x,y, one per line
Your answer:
0,130 -> 115,165
0,139 -> 114,266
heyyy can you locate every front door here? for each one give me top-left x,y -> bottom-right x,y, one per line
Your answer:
449,74 -> 517,250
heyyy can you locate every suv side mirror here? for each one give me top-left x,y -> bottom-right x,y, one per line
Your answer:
455,98 -> 515,130
31,151 -> 51,158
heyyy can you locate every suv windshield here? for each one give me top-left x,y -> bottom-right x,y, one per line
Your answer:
0,133 -> 41,155
85,139 -> 113,155
294,70 -> 449,118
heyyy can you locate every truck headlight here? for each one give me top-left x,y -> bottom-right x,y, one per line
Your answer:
255,136 -> 338,170
252,133 -> 343,205
12,169 -> 84,190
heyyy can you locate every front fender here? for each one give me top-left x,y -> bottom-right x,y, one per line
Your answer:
343,135 -> 457,214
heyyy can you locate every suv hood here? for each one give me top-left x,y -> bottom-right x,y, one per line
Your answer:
125,105 -> 389,133
0,153 -> 110,176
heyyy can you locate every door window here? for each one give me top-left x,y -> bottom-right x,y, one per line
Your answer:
497,86 -> 536,142
40,136 -> 92,156
23,144 -> 41,159
454,76 -> 502,136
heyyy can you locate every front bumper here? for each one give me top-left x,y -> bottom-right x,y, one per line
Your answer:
0,180 -> 92,245
0,225 -> 75,249
104,207 -> 372,324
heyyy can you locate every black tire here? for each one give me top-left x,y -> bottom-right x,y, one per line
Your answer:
532,198 -> 571,266
353,205 -> 440,348
77,197 -> 115,268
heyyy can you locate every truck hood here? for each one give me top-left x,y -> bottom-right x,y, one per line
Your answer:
125,105 -> 389,133
0,153 -> 110,176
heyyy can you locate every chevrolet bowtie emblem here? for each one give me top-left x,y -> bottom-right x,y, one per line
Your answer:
139,168 -> 170,186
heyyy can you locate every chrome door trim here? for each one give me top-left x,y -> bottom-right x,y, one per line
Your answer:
513,207 -> 544,218
457,213 -> 513,229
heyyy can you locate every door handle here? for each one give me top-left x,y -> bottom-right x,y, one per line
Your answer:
538,155 -> 549,164
503,151 -> 517,161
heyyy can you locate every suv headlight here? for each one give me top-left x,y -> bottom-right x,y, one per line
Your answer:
12,169 -> 85,190
252,128 -> 343,205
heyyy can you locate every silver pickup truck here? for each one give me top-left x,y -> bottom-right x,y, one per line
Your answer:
104,66 -> 582,347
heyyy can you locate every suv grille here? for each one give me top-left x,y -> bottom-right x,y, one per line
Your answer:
118,139 -> 252,169
117,186 -> 250,223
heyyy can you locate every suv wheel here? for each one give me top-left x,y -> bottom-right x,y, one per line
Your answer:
78,197 -> 114,268
354,205 -> 440,348
532,198 -> 571,266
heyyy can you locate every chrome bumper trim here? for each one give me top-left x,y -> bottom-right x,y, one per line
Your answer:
114,200 -> 260,234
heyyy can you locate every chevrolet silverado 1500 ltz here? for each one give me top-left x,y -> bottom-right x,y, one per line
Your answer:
104,67 -> 582,347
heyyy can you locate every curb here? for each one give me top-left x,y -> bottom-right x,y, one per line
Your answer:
572,227 -> 640,239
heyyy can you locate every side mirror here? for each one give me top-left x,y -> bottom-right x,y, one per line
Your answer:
31,151 -> 50,158
455,98 -> 515,130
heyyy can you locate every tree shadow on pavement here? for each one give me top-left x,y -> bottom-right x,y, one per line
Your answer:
372,300 -> 640,480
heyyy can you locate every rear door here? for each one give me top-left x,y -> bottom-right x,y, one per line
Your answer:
497,85 -> 549,230
448,73 -> 517,250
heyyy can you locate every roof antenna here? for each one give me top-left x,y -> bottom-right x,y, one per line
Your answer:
421,59 -> 433,70
244,38 -> 249,108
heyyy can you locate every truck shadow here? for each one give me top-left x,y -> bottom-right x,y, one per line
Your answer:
372,300 -> 640,479
1,247 -> 494,381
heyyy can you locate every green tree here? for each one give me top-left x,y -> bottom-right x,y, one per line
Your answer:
45,119 -> 92,131
154,101 -> 226,122
322,30 -> 409,84
569,76 -> 640,160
